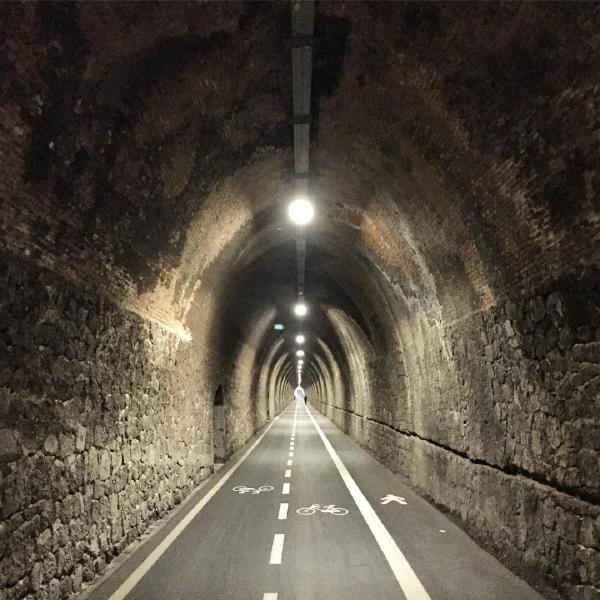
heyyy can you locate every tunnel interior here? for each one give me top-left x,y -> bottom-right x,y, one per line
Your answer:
0,2 -> 599,599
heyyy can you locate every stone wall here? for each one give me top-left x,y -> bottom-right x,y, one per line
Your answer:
0,251 -> 214,599
313,270 -> 600,599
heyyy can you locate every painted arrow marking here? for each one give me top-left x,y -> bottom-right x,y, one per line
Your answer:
381,494 -> 407,505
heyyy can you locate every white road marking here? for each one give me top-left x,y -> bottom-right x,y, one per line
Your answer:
232,485 -> 273,495
284,469 -> 291,478
296,503 -> 348,516
282,482 -> 290,495
287,459 -> 293,466
304,404 -> 431,600
108,407 -> 287,600
289,451 -> 294,457
278,503 -> 289,520
381,494 -> 407,505
263,594 -> 278,600
269,534 -> 285,564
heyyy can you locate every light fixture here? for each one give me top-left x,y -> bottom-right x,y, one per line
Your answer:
294,302 -> 307,317
288,197 -> 314,226
295,334 -> 305,344
296,350 -> 305,357
298,360 -> 304,365
273,323 -> 285,331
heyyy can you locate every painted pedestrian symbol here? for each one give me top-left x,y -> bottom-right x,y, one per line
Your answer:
232,485 -> 274,495
296,504 -> 349,516
380,494 -> 407,505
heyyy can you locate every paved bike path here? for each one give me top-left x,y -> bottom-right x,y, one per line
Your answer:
86,401 -> 544,600
263,402 -> 402,600
306,405 -> 545,600
87,402 -> 401,600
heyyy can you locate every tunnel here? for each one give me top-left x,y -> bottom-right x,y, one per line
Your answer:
0,2 -> 599,599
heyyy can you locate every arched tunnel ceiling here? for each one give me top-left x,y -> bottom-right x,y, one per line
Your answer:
2,0 -> 599,417
3,1 -> 598,315
1,3 -> 600,597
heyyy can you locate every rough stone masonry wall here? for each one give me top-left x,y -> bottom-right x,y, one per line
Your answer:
0,250 -> 213,599
314,269 -> 600,599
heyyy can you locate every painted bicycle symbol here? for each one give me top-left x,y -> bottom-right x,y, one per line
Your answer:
296,504 -> 349,516
232,485 -> 274,495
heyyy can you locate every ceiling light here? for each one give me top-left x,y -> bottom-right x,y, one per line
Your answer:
296,350 -> 305,357
273,323 -> 285,331
295,334 -> 305,344
288,197 -> 314,226
298,360 -> 304,365
294,302 -> 307,317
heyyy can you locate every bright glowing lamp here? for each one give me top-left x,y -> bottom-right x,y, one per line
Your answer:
295,334 -> 305,344
288,197 -> 314,225
296,350 -> 305,357
294,303 -> 307,317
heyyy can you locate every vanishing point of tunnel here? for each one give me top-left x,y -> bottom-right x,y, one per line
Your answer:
0,2 -> 599,600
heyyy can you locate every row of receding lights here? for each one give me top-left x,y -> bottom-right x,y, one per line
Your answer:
288,197 -> 314,384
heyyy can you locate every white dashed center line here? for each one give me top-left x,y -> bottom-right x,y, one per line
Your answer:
282,482 -> 290,495
269,534 -> 285,565
287,459 -> 292,466
278,503 -> 289,520
263,594 -> 278,600
284,469 -> 291,478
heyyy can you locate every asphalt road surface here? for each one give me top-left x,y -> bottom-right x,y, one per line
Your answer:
87,401 -> 544,600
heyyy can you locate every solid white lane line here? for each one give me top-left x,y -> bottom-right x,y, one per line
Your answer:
269,534 -> 285,565
284,469 -> 291,478
278,503 -> 289,520
282,482 -> 290,495
303,404 -> 431,600
108,406 -> 288,600
287,459 -> 292,466
263,594 -> 278,600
